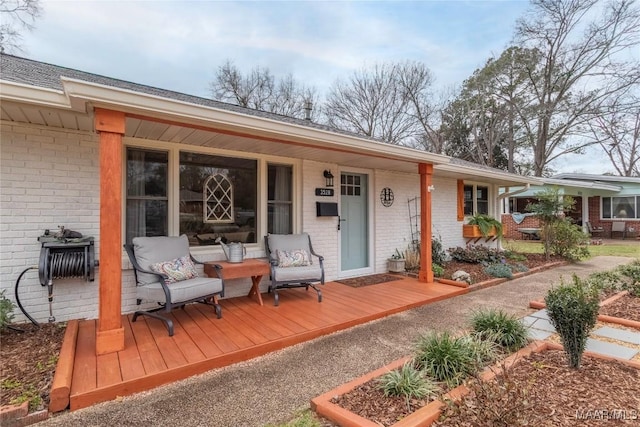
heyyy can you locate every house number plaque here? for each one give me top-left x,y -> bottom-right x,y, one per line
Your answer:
380,187 -> 394,207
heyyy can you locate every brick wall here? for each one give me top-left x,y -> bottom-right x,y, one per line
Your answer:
501,214 -> 542,239
1,120 -> 503,323
588,196 -> 640,237
1,122 -> 102,323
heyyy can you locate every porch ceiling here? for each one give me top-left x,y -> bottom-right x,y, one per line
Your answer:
2,100 -> 430,174
2,96 -> 540,186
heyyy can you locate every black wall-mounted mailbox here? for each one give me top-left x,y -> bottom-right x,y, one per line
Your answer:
316,202 -> 339,217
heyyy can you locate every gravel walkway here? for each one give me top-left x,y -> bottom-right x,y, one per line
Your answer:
41,256 -> 635,427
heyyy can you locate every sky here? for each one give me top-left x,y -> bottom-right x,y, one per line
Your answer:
15,0 -> 615,175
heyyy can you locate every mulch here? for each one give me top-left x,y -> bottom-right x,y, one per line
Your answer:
336,273 -> 404,288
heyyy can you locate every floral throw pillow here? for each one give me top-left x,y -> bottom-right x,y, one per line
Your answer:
150,255 -> 199,283
276,249 -> 312,268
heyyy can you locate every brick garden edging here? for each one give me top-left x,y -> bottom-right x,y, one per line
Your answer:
311,341 -> 547,427
530,290 -> 640,329
311,340 -> 640,427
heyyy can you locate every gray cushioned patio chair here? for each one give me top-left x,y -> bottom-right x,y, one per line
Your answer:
264,233 -> 324,306
124,235 -> 224,336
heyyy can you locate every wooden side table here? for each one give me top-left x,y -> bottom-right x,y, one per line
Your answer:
204,258 -> 270,306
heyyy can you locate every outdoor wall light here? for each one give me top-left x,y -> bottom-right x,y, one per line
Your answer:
323,170 -> 334,187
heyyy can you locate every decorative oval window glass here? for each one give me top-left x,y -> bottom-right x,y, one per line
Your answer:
204,173 -> 234,223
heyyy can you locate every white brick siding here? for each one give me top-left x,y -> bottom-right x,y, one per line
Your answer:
1,120 -> 475,324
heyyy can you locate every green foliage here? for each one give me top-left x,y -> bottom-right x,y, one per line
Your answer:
470,309 -> 529,352
545,275 -> 600,369
0,289 -> 16,330
617,260 -> 640,297
458,334 -> 499,367
467,214 -> 503,237
432,263 -> 445,278
2,378 -> 22,390
503,250 -> 527,262
483,263 -> 513,279
378,362 -> 440,405
584,270 -> 623,296
448,245 -> 505,265
10,386 -> 42,412
526,187 -> 577,260
483,262 -> 529,279
413,331 -> 477,387
390,248 -> 405,260
547,220 -> 590,261
431,235 -> 447,266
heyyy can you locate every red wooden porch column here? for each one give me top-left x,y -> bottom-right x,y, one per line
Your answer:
95,108 -> 125,355
418,163 -> 434,283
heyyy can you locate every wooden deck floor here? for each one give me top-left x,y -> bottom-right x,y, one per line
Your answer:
60,277 -> 467,411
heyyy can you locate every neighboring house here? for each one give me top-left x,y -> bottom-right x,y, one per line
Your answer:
501,174 -> 640,239
0,54 -> 539,354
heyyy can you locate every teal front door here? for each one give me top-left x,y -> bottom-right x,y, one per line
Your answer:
340,172 -> 369,272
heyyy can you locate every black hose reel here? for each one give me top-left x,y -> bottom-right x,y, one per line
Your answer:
37,236 -> 96,322
14,230 -> 97,326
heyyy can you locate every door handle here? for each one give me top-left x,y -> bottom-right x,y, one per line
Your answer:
338,215 -> 346,231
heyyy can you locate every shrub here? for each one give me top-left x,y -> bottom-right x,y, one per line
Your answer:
545,275 -> 599,369
458,334 -> 499,367
470,308 -> 529,352
584,270 -> 623,296
503,250 -> 527,262
484,264 -> 513,279
377,361 -> 440,407
617,260 -> 640,297
432,235 -> 447,266
547,220 -> 590,261
414,331 -> 477,386
448,245 -> 505,265
0,289 -> 16,330
432,263 -> 445,278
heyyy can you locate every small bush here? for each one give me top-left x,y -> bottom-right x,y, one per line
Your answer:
432,263 -> 445,278
503,251 -> 527,262
432,235 -> 447,266
414,331 -> 477,387
448,246 -> 505,265
548,220 -> 590,261
545,275 -> 599,369
458,334 -> 498,367
617,260 -> 640,297
0,289 -> 16,330
470,308 -> 529,352
584,270 -> 623,296
378,362 -> 440,404
483,264 -> 513,279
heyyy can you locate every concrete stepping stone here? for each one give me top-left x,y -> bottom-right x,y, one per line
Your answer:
585,338 -> 638,360
527,328 -> 554,340
592,326 -> 640,345
521,316 -> 556,332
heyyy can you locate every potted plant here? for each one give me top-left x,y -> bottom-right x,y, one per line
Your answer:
463,214 -> 503,239
388,249 -> 406,273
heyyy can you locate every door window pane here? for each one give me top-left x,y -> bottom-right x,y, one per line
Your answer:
125,148 -> 168,244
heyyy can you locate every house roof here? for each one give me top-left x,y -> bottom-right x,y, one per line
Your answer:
1,53 -> 540,186
552,173 -> 640,184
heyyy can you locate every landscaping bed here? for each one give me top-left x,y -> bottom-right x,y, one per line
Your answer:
0,322 -> 66,409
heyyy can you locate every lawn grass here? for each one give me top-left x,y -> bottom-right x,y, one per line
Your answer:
266,409 -> 325,427
504,239 -> 639,258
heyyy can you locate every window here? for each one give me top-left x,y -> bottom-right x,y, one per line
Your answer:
601,196 -> 639,219
463,184 -> 489,216
125,146 -> 294,246
179,152 -> 257,243
267,164 -> 292,234
125,148 -> 168,244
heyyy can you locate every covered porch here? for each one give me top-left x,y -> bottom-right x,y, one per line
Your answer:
52,276 -> 467,411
